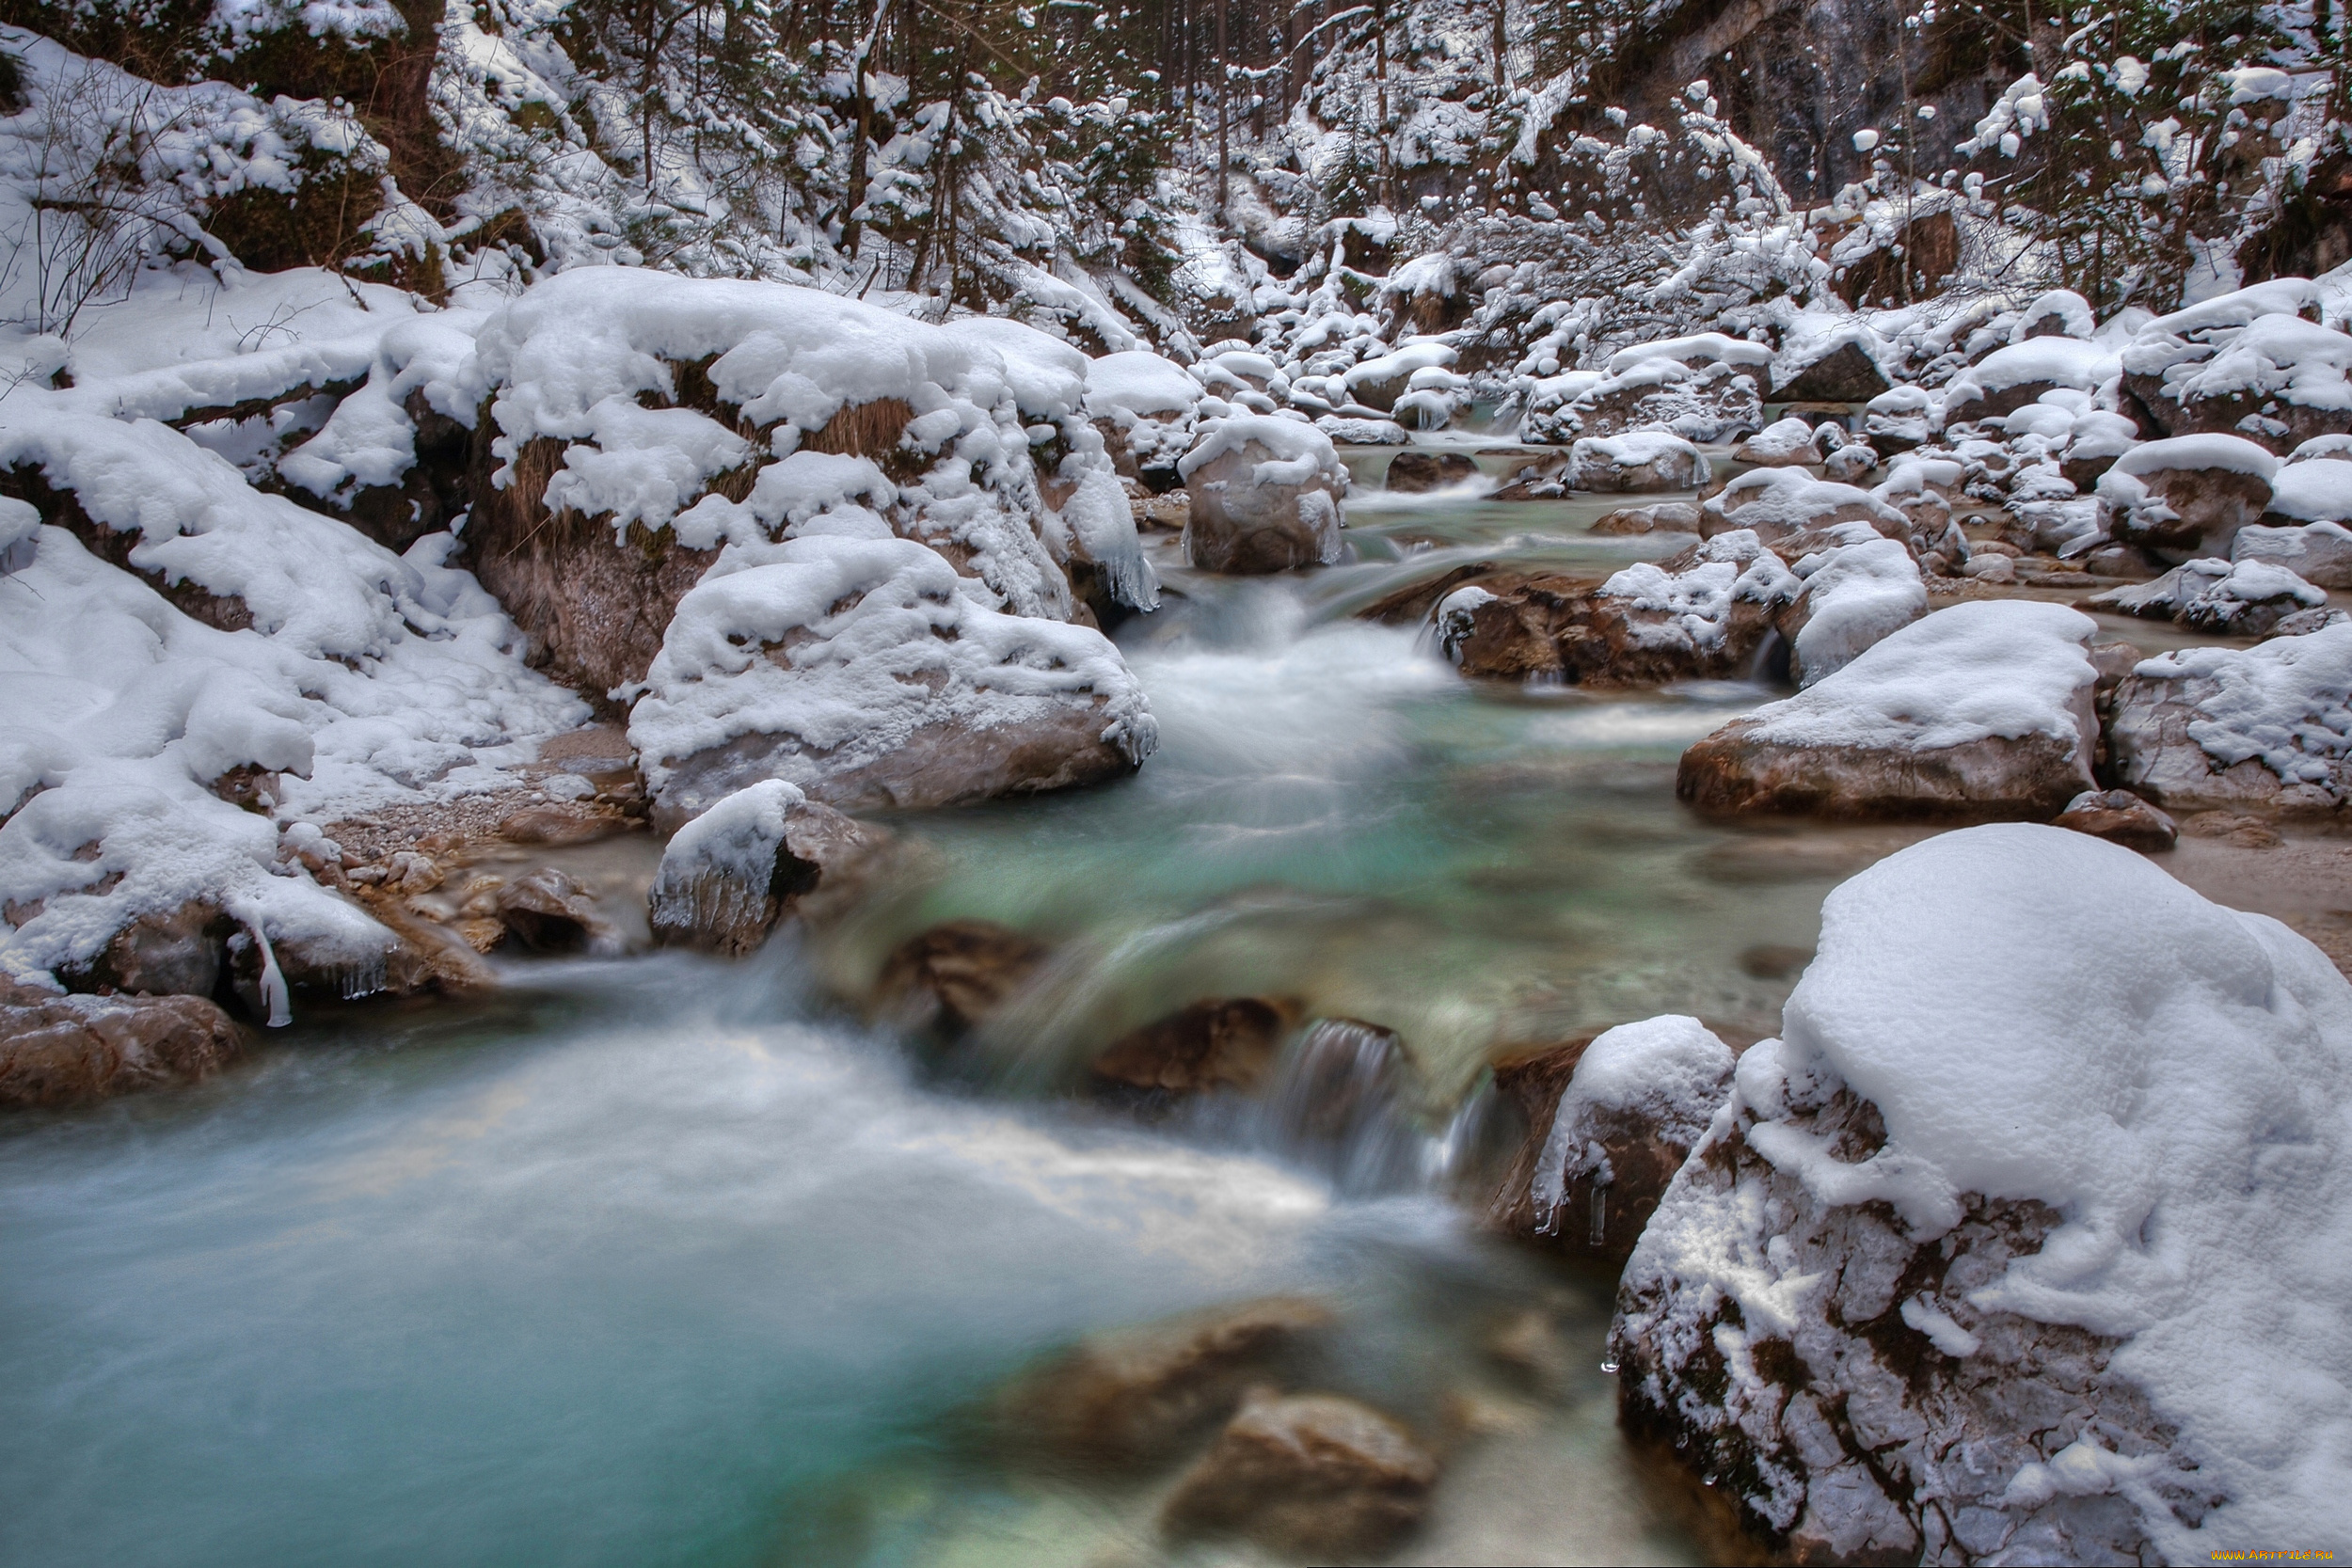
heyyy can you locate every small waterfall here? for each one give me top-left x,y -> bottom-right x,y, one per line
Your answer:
1248,1019 -> 1428,1196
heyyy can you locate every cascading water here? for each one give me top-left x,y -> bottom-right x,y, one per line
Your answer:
3,468 -> 1845,1568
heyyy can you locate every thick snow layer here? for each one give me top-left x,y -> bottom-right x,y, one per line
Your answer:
1178,413 -> 1347,491
628,531 -> 1155,795
1945,338 -> 2118,405
1606,333 -> 1772,371
1708,467 -> 1901,534
1531,1015 -> 1733,1231
0,510 -> 583,991
2113,433 -> 2283,483
1786,532 -> 1928,687
1741,600 -> 2097,750
2132,621 -> 2352,785
1599,529 -> 1797,650
2266,461 -> 2352,523
467,268 -> 1101,620
1755,824 -> 2352,1555
2012,289 -> 2095,341
1083,350 -> 1203,419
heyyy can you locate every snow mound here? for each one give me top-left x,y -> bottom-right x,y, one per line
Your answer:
2131,620 -> 2352,786
1598,529 -> 1797,651
1741,600 -> 2096,751
1747,825 -> 2352,1556
1783,531 -> 1928,687
1531,1015 -> 1734,1236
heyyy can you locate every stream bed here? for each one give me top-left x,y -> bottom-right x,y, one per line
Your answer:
0,452 -> 2268,1568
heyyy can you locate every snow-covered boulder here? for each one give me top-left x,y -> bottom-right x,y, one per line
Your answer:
1861,386 -> 1933,453
1614,825 -> 2352,1564
1775,528 -> 1928,687
1486,1016 -> 1736,1263
2053,787 -> 2178,851
1569,431 -> 1708,492
2095,434 -> 2280,560
2087,557 -> 2327,638
1428,531 -> 1794,685
1082,349 -> 1203,491
629,532 -> 1157,826
2106,621 -> 2352,817
1701,467 -> 1907,544
1342,341 -> 1455,414
1769,332 -> 1891,404
1820,443 -> 1878,483
457,268 -> 1123,696
2121,278 -> 2352,452
1522,335 -> 1769,445
1677,601 -> 2100,820
644,779 -> 881,955
1178,415 -> 1347,573
1942,336 -> 2118,426
2261,443 -> 2352,531
1732,416 -> 1825,467
2233,519 -> 2352,589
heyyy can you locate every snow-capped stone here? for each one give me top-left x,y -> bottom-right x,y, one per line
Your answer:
1488,1016 -> 1736,1263
2233,519 -> 2352,588
1769,335 -> 1890,404
2106,621 -> 2352,816
628,532 -> 1157,826
1702,467 -> 1907,542
644,779 -> 879,954
1777,530 -> 1927,687
1677,601 -> 2100,820
1569,431 -> 1708,491
1820,443 -> 1879,482
1861,386 -> 1934,452
2122,280 -> 2352,452
1179,415 -> 1347,573
1942,337 -> 2119,425
1522,335 -> 1769,445
1084,349 -> 1203,490
1342,341 -> 1455,414
1614,825 -> 2352,1564
2095,434 -> 2281,559
2087,557 -> 2327,637
2053,787 -> 2178,851
1733,416 -> 1826,467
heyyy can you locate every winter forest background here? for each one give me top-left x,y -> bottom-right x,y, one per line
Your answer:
2,0 -> 2345,365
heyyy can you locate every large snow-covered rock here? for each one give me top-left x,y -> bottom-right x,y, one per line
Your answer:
2087,556 -> 2327,637
2121,278 -> 2352,452
1082,348 -> 1203,491
2233,519 -> 2352,589
1521,334 -> 1769,445
1178,415 -> 1347,573
1568,431 -> 1708,492
1701,467 -> 1908,544
629,531 -> 1157,826
1775,528 -> 1927,687
1732,416 -> 1826,467
2095,434 -> 2280,560
2106,621 -> 2352,816
1942,337 -> 2119,425
1678,601 -> 2099,820
1614,825 -> 2352,1564
454,269 -> 1150,693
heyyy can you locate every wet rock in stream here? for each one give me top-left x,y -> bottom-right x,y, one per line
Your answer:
1085,995 -> 1300,1113
872,920 -> 1052,1040
647,779 -> 883,956
995,1295 -> 1334,1465
1160,1389 -> 1440,1559
1,975 -> 246,1106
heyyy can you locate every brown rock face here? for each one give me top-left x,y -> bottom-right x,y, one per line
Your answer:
460,435 -> 722,706
997,1296 -> 1333,1465
1161,1391 -> 1439,1558
1431,568 -> 1778,686
1590,500 -> 1702,535
2107,466 -> 2276,558
1088,997 -> 1296,1110
2054,788 -> 2179,851
1,976 -> 244,1106
1384,450 -> 1478,493
63,901 -> 230,999
497,803 -> 631,847
2124,370 -> 2352,455
1183,439 -> 1343,573
1678,729 -> 2096,823
873,920 -> 1051,1039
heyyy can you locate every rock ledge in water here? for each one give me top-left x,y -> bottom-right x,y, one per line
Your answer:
1160,1389 -> 1438,1558
1,976 -> 244,1106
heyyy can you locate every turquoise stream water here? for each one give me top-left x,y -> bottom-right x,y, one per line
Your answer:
1,465 -> 1940,1568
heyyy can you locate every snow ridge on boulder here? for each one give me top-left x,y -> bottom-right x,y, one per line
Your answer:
1615,825 -> 2352,1563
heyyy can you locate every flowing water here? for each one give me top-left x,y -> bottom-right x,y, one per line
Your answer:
2,454 -> 1989,1568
